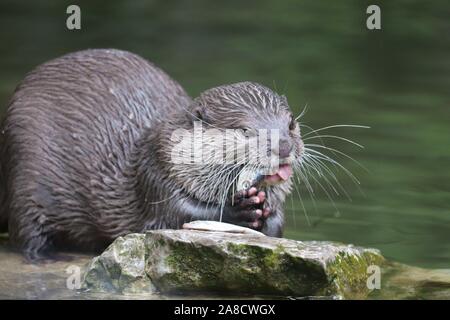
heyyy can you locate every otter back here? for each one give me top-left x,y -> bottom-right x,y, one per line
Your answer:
0,49 -> 192,258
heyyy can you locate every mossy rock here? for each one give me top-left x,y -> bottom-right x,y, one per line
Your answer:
81,233 -> 155,294
82,229 -> 385,299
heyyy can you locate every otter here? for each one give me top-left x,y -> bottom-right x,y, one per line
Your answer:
0,49 -> 303,261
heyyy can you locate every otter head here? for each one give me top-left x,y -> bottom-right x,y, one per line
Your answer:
166,81 -> 303,208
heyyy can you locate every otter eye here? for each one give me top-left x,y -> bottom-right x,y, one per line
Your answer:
195,110 -> 203,121
242,128 -> 257,138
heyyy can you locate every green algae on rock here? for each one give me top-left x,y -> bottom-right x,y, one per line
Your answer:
81,228 -> 385,299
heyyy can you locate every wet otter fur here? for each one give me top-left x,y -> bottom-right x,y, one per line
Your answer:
0,49 -> 303,261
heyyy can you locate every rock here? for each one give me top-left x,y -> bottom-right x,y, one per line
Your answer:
82,234 -> 156,294
82,227 -> 384,299
371,262 -> 450,300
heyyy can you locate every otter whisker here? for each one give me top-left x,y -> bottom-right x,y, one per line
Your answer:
304,149 -> 363,195
306,154 -> 354,204
305,143 -> 369,173
303,153 -> 352,200
301,161 -> 341,213
303,134 -> 364,149
219,162 -> 257,221
299,123 -> 328,150
219,165 -> 243,218
302,124 -> 370,138
181,163 -> 228,215
288,118 -> 367,225
294,159 -> 319,213
199,162 -> 243,215
295,161 -> 315,195
295,156 -> 342,218
303,155 -> 341,196
292,167 -> 314,226
295,103 -> 309,121
206,163 -> 242,214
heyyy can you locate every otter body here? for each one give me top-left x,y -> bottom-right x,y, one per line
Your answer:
0,49 -> 302,261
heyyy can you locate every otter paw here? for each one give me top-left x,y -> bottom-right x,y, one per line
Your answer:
224,187 -> 269,230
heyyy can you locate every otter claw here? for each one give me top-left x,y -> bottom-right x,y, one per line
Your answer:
247,187 -> 258,197
257,191 -> 265,202
237,196 -> 260,208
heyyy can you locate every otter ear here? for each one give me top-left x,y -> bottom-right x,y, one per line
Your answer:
188,100 -> 206,122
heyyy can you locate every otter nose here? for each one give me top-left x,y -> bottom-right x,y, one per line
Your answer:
265,133 -> 292,159
278,139 -> 292,159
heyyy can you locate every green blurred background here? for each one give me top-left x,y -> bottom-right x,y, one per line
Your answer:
0,0 -> 448,268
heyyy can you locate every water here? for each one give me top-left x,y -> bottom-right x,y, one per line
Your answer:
0,0 -> 449,298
